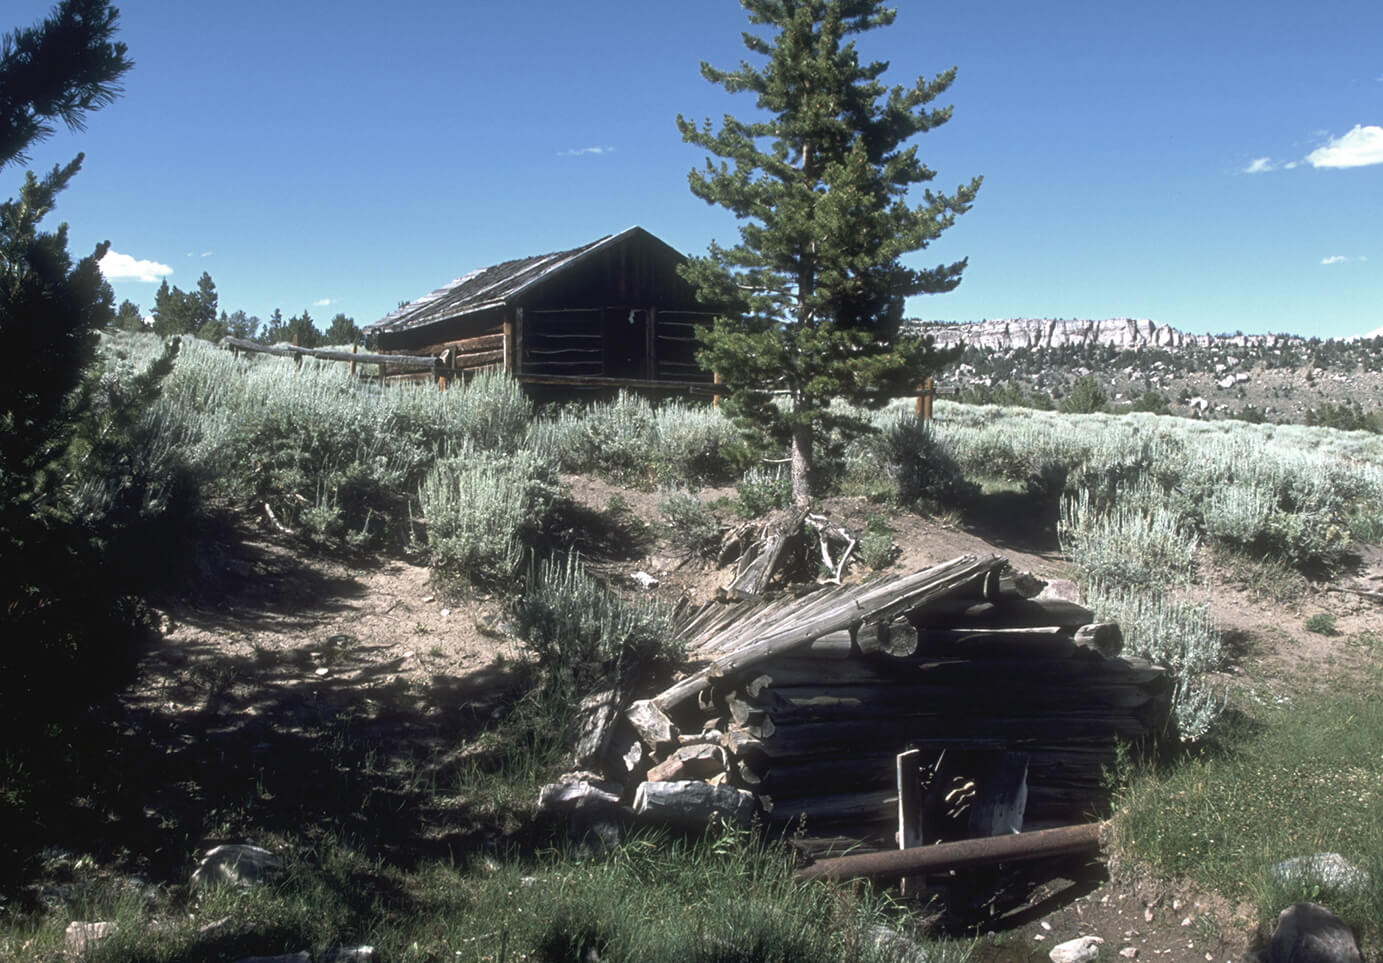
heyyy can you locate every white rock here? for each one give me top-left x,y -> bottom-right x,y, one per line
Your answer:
324,948 -> 376,962
191,844 -> 283,891
65,921 -> 116,955
1050,936 -> 1104,963
1272,852 -> 1370,895
630,571 -> 658,589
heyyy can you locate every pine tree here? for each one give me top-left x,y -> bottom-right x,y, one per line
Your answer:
325,312 -> 361,346
193,270 -> 218,336
258,307 -> 286,344
1,1 -> 166,729
677,0 -> 978,506
0,0 -> 131,170
286,309 -> 321,348
113,297 -> 143,331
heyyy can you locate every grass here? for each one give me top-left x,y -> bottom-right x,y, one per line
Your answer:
1111,666 -> 1383,950
5,824 -> 972,963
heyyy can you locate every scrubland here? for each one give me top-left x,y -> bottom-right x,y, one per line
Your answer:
3,332 -> 1381,961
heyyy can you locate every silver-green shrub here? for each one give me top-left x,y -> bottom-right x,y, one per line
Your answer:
417,442 -> 558,585
651,399 -> 740,482
658,487 -> 722,559
538,392 -> 738,483
152,338 -> 536,547
931,401 -> 1383,572
1084,579 -> 1225,741
515,550 -> 678,678
1059,482 -> 1200,588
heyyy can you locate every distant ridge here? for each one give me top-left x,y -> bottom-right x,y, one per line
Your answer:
910,318 -> 1307,352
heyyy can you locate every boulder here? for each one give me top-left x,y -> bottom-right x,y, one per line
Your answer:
1272,853 -> 1369,897
1049,936 -> 1103,963
191,844 -> 283,892
1268,902 -> 1361,963
536,771 -> 622,813
64,921 -> 116,955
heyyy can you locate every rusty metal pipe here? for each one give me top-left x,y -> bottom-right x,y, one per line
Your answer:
796,822 -> 1104,883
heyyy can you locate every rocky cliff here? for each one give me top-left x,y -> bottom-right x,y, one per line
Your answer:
913,318 -> 1293,352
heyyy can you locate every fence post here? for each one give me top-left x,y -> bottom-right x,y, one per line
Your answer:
292,333 -> 302,370
915,377 -> 934,421
349,342 -> 357,379
713,372 -> 723,408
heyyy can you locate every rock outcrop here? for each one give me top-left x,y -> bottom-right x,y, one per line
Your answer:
913,318 -> 1291,352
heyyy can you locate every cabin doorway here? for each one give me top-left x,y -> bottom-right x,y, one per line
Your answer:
604,306 -> 649,380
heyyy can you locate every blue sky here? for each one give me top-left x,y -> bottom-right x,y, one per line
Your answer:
12,0 -> 1382,339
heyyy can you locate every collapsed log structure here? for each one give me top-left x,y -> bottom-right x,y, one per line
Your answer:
578,554 -> 1172,864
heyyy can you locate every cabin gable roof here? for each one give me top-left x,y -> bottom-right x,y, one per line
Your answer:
366,225 -> 681,337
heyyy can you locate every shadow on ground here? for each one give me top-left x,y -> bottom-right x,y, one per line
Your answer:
962,490 -> 1062,558
0,523 -> 541,908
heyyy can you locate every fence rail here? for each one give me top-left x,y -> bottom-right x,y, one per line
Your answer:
216,336 -> 947,420
220,336 -> 436,368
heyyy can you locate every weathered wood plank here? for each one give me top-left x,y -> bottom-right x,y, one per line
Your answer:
653,555 -> 1006,713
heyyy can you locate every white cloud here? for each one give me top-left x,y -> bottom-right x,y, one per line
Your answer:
1321,255 -> 1367,265
1244,157 -> 1274,173
557,145 -> 615,157
313,298 -> 335,307
1306,124 -> 1383,168
99,250 -> 172,282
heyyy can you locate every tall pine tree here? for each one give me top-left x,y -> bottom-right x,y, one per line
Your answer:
678,0 -> 979,506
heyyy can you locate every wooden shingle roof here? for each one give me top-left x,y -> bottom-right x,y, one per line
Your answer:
366,225 -> 661,336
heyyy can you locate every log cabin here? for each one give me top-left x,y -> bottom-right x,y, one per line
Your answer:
365,226 -> 720,395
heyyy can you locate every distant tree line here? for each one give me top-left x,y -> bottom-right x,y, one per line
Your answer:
111,271 -> 363,347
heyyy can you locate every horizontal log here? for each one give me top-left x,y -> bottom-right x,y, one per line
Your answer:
743,748 -> 1116,798
221,336 -> 436,367
748,714 -> 1154,757
764,787 -> 897,826
633,780 -> 756,827
451,349 -> 505,369
739,654 -> 1165,689
797,823 -> 1104,883
912,597 -> 1096,629
725,730 -> 1124,771
513,374 -> 716,392
750,682 -> 1159,722
416,332 -> 504,356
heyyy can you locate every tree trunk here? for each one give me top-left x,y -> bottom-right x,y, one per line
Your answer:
790,420 -> 813,508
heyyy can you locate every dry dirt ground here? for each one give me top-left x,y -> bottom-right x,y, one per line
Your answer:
130,479 -> 1383,962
